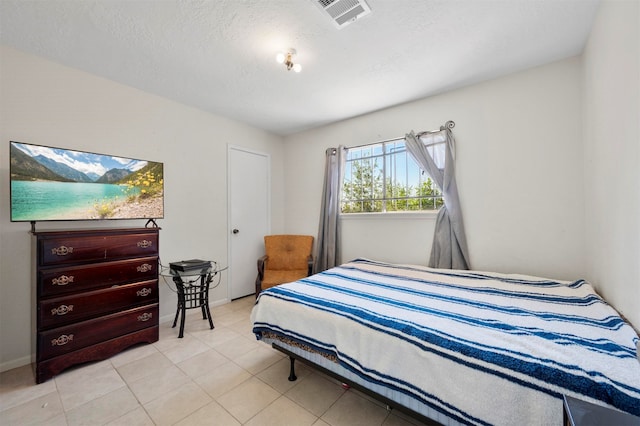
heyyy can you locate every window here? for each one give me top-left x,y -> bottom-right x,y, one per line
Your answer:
341,138 -> 444,213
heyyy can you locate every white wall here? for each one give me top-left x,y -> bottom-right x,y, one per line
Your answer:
2,0 -> 638,373
0,46 -> 286,371
582,0 -> 640,328
284,58 -> 586,280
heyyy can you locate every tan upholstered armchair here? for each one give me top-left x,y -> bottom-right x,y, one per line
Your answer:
256,235 -> 314,296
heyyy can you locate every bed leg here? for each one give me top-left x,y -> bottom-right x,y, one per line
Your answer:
288,356 -> 297,381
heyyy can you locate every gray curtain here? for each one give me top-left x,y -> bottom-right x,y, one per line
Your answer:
315,146 -> 345,273
405,129 -> 470,270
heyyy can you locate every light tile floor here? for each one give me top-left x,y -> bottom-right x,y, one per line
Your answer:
0,296 -> 429,426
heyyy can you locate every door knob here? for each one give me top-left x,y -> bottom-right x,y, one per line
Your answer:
232,229 -> 239,234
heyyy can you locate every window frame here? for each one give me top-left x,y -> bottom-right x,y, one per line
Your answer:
340,138 -> 444,214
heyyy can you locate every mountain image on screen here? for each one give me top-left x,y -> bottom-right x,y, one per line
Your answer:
10,141 -> 164,222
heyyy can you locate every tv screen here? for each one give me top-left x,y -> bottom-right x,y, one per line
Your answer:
10,141 -> 164,222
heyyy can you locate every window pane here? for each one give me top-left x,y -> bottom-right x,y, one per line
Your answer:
341,138 -> 443,214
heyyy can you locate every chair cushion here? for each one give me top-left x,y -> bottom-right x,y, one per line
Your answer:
264,235 -> 313,271
261,269 -> 309,290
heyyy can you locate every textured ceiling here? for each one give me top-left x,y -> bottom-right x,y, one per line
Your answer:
0,0 -> 600,136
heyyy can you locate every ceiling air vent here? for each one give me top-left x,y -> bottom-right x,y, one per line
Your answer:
313,0 -> 371,29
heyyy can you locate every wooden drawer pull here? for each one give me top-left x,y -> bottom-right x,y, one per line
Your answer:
136,288 -> 152,297
52,275 -> 74,286
137,313 -> 153,322
51,305 -> 74,316
51,245 -> 74,256
51,334 -> 74,346
137,240 -> 153,248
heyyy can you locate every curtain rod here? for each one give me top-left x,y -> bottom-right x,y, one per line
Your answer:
415,120 -> 455,138
345,120 -> 455,150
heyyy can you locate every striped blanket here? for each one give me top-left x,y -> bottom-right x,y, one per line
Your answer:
251,259 -> 640,425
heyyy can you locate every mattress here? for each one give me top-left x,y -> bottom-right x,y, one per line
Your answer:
251,258 -> 640,425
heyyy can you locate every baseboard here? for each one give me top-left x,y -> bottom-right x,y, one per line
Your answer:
159,312 -> 176,324
210,298 -> 231,307
0,354 -> 32,373
158,298 -> 229,325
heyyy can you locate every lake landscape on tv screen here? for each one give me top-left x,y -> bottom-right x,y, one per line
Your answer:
10,142 -> 164,222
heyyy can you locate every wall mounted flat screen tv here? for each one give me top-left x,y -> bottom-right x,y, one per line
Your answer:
10,141 -> 164,222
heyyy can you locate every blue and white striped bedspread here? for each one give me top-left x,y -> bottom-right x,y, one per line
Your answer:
251,258 -> 640,425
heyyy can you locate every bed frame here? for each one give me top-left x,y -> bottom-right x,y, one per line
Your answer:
273,343 -> 441,425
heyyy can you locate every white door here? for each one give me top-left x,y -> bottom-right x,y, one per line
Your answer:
228,146 -> 270,300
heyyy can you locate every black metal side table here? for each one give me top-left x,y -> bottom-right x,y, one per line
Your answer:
160,263 -> 227,338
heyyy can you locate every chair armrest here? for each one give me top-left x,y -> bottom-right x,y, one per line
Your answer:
257,255 -> 268,280
256,255 -> 268,298
307,255 -> 314,277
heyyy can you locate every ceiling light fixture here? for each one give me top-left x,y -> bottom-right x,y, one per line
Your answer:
276,49 -> 302,73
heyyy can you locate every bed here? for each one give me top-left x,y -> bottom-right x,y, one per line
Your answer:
251,258 -> 640,425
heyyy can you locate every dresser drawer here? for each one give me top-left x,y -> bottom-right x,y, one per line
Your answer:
38,232 -> 158,266
38,304 -> 158,361
39,280 -> 158,328
39,256 -> 158,297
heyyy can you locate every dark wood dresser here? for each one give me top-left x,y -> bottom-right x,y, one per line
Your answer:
32,227 -> 160,383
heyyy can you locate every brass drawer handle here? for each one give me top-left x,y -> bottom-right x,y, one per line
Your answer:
51,305 -> 74,316
136,264 -> 153,273
136,288 -> 152,297
51,245 -> 74,256
51,334 -> 74,346
52,275 -> 74,286
137,240 -> 153,248
137,312 -> 153,322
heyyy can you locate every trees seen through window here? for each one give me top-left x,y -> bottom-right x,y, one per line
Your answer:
341,139 -> 443,213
